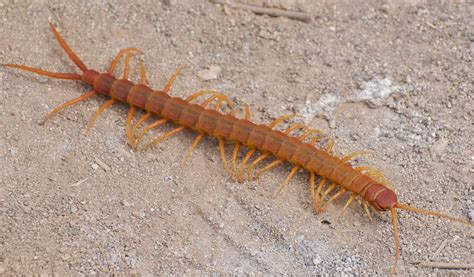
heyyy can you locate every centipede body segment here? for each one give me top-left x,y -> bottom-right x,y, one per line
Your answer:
3,23 -> 472,276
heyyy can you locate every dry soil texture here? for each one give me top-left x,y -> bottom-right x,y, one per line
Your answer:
1,0 -> 473,276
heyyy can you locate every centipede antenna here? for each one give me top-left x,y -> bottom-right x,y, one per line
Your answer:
389,208 -> 399,277
48,22 -> 88,72
395,203 -> 473,226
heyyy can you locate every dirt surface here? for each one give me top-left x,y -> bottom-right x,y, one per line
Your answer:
1,0 -> 473,275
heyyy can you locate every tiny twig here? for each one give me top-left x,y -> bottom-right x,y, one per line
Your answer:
210,0 -> 312,22
429,238 -> 448,261
95,157 -> 111,172
69,177 -> 89,187
416,262 -> 474,269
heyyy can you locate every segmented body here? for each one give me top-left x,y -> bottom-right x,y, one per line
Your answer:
83,69 -> 395,211
4,24 -> 470,276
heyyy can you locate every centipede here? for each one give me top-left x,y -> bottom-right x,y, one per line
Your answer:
3,23 -> 473,275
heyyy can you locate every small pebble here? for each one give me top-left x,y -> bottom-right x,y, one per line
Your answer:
132,210 -> 146,219
313,255 -> 322,265
197,65 -> 221,81
121,199 -> 132,207
469,209 -> 474,221
91,163 -> 99,170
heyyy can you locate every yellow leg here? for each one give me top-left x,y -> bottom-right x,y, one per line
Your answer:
326,138 -> 335,153
298,128 -> 322,141
355,166 -> 393,189
218,138 -> 233,177
341,151 -> 373,163
268,114 -> 303,128
86,98 -> 116,132
244,103 -> 251,120
139,62 -> 148,85
255,159 -> 284,180
94,49 -> 136,137
163,65 -> 186,94
131,112 -> 152,142
310,136 -> 321,146
182,134 -> 205,165
247,153 -> 270,180
201,93 -> 232,110
309,172 -> 316,199
284,123 -> 307,135
122,52 -> 135,79
321,182 -> 337,200
185,90 -> 234,112
274,166 -> 300,196
144,126 -> 185,150
320,189 -> 346,211
135,118 -> 167,149
108,47 -> 142,74
238,148 -> 256,182
231,143 -> 240,177
336,193 -> 357,219
126,106 -> 136,148
312,177 -> 327,213
361,201 -> 374,221
43,90 -> 96,123
125,62 -> 149,148
185,90 -> 221,102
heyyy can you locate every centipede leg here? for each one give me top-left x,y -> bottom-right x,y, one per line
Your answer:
135,118 -> 167,148
309,171 -> 316,200
341,151 -> 373,163
201,93 -> 232,110
218,138 -> 233,177
121,52 -> 136,79
131,112 -> 152,143
108,47 -> 142,74
255,159 -> 284,180
43,90 -> 97,123
238,148 -> 256,182
298,129 -> 323,141
126,106 -> 137,147
228,104 -> 251,178
268,114 -> 303,128
336,193 -> 357,219
284,123 -> 307,135
126,63 -> 148,148
274,166 -> 300,196
231,143 -> 240,178
185,90 -> 221,102
86,98 -> 116,132
163,65 -> 186,94
244,103 -> 251,120
144,126 -> 185,150
247,153 -> 269,180
321,189 -> 346,211
182,134 -> 205,165
312,177 -> 327,213
321,183 -> 337,200
326,138 -> 335,153
361,201 -> 374,221
88,51 -> 135,134
356,166 -> 393,189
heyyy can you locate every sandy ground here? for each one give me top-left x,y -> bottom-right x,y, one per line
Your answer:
1,0 -> 473,275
